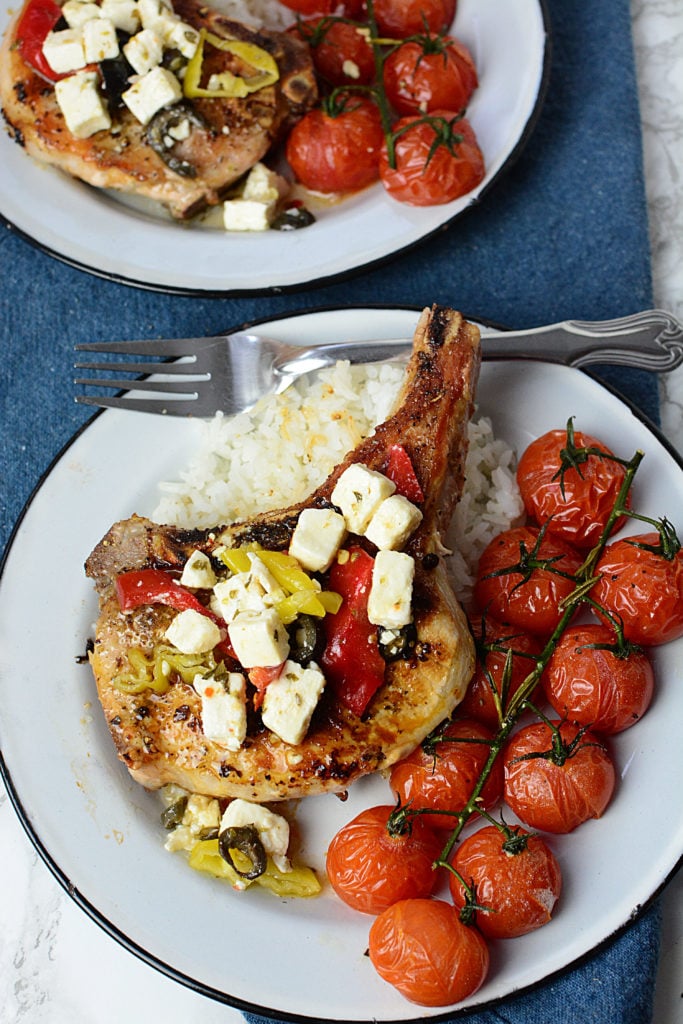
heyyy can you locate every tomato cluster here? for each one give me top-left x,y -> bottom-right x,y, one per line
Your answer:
282,0 -> 484,204
325,419 -> 683,1008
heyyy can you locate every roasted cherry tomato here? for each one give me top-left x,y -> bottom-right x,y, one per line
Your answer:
382,34 -> 477,116
516,423 -> 629,549
379,112 -> 484,206
389,717 -> 503,830
291,17 -> 376,86
503,720 -> 616,834
473,526 -> 583,637
592,530 -> 683,646
325,804 -> 443,914
373,0 -> 456,38
369,898 -> 489,1007
458,616 -> 542,729
449,823 -> 562,939
278,0 -> 338,15
286,96 -> 384,193
543,623 -> 654,734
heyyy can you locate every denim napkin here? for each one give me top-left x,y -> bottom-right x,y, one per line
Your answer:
0,0 -> 664,1019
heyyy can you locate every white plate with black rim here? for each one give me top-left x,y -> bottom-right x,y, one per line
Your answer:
0,0 -> 549,294
1,306 -> 682,1022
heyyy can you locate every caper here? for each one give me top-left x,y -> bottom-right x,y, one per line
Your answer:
287,613 -> 324,665
160,796 -> 188,830
378,623 -> 417,662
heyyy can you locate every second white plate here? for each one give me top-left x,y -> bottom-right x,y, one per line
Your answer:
0,0 -> 549,293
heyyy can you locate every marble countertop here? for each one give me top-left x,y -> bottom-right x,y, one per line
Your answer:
2,2 -> 683,1022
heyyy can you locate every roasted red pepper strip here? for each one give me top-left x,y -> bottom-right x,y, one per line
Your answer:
115,568 -> 235,659
17,0 -> 67,82
385,444 -> 424,504
321,548 -> 386,717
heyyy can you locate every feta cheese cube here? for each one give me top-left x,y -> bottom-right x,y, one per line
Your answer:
220,799 -> 291,873
83,17 -> 119,62
261,659 -> 326,745
364,494 -> 423,550
367,549 -> 415,629
137,0 -> 176,36
42,28 -> 86,75
289,508 -> 346,573
164,18 -> 200,58
179,550 -> 217,590
123,27 -> 164,75
194,671 -> 247,751
164,607 -> 222,654
122,65 -> 182,125
54,71 -> 111,138
212,554 -> 286,624
331,463 -> 396,535
228,608 -> 289,668
164,792 -> 221,852
223,198 -> 274,232
243,162 -> 287,204
61,2 -> 102,28
100,0 -> 141,34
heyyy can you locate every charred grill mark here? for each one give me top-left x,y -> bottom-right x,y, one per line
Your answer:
230,514 -> 300,550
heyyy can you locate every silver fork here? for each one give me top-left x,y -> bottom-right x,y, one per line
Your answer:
74,309 -> 683,418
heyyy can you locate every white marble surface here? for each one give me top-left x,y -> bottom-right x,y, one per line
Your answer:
2,2 -> 683,1023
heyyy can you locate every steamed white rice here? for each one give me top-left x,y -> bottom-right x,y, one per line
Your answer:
153,361 -> 524,605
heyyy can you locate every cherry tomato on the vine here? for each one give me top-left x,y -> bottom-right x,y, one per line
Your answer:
389,717 -> 503,830
459,615 -> 542,729
286,96 -> 384,193
373,0 -> 456,38
291,17 -> 376,87
382,34 -> 477,116
473,525 -> 583,637
543,623 -> 654,734
325,804 -> 443,914
379,111 -> 484,206
516,425 -> 630,549
449,823 -> 562,939
592,530 -> 683,646
368,898 -> 489,1007
503,720 -> 616,834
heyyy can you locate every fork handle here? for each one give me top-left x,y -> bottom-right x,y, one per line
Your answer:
279,309 -> 683,376
483,309 -> 683,371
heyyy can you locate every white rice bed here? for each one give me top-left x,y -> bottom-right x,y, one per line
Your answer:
153,361 -> 524,605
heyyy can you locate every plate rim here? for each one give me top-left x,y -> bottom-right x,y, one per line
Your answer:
0,0 -> 552,296
1,302 -> 681,1023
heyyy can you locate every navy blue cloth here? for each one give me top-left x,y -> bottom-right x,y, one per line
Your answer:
0,0 -> 663,1019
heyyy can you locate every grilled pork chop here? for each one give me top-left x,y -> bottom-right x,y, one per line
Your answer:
0,0 -> 316,218
85,306 -> 481,802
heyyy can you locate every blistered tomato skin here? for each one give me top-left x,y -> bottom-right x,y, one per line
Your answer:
373,0 -> 457,37
516,429 -> 629,549
503,720 -> 616,834
473,526 -> 583,637
379,113 -> 485,207
389,717 -> 503,830
382,36 -> 477,116
369,898 -> 489,1006
325,805 -> 443,915
286,100 -> 384,193
544,623 -> 654,733
592,532 -> 683,646
449,825 -> 562,939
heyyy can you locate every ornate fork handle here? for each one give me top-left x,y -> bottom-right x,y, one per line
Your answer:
276,310 -> 683,379
501,310 -> 683,371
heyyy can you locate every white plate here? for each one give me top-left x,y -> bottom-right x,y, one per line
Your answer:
2,306 -> 682,1022
0,0 -> 549,294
